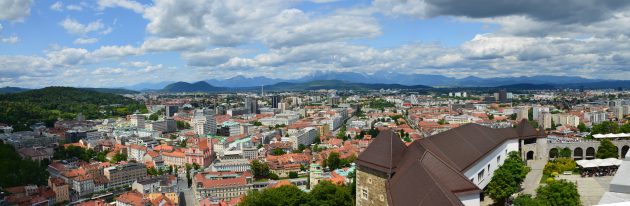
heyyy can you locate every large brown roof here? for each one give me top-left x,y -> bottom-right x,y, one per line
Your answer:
424,123 -> 518,172
387,139 -> 479,206
358,121 -> 546,206
355,129 -> 407,174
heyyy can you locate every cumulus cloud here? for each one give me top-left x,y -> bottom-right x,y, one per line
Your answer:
98,0 -> 147,13
375,0 -> 630,24
50,1 -> 63,11
59,18 -> 107,35
73,37 -> 99,45
0,0 -> 33,21
142,0 -> 379,47
1,35 -> 19,44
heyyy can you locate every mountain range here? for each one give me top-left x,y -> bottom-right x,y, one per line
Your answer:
201,71 -> 603,88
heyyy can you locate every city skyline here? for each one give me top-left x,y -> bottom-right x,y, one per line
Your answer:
2,0 -> 630,88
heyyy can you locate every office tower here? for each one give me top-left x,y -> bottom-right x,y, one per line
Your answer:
271,96 -> 280,108
166,105 -> 179,117
130,114 -> 145,129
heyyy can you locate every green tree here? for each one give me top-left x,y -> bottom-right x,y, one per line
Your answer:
488,114 -> 494,120
337,125 -> 347,140
559,148 -> 571,158
437,119 -> 448,125
240,185 -> 310,206
327,152 -> 342,170
596,139 -> 619,159
0,143 -> 50,188
269,173 -> 279,180
271,148 -> 286,156
176,120 -> 191,129
110,152 -> 127,163
535,179 -> 581,206
621,122 -> 630,133
577,123 -> 589,133
513,194 -> 542,206
251,160 -> 270,179
485,151 -> 530,205
251,121 -> 263,126
288,171 -> 298,179
591,121 -> 620,134
308,181 -> 353,206
149,112 -> 159,121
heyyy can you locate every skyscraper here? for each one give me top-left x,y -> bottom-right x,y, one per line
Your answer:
130,114 -> 145,129
194,109 -> 216,136
245,97 -> 258,114
166,105 -> 179,117
271,96 -> 280,108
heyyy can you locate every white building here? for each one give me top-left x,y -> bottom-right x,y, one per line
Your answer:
289,127 -> 319,149
130,114 -> 145,129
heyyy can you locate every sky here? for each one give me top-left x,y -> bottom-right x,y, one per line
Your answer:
2,0 -> 630,88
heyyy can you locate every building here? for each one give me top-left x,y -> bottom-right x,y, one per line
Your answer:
355,120 -> 544,206
538,112 -> 552,129
49,177 -> 70,204
193,171 -> 253,202
166,105 -> 179,117
163,151 -> 186,167
104,163 -> 147,188
130,114 -> 145,129
132,175 -> 178,194
271,96 -> 280,108
194,112 -> 217,136
244,97 -> 259,114
288,127 -> 319,150
516,107 -> 529,121
185,138 -> 214,167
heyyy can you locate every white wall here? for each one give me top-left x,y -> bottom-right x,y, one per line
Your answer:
464,139 -> 519,189
458,193 -> 481,206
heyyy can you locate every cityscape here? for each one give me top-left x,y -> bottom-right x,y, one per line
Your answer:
2,1 -> 630,206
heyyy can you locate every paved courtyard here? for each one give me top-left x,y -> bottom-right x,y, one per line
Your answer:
557,175 -> 614,206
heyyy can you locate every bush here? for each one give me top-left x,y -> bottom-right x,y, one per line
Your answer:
543,158 -> 576,176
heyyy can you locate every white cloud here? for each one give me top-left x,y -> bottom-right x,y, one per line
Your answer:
1,35 -> 19,44
66,4 -> 83,11
59,18 -> 106,35
142,0 -> 378,48
50,1 -> 63,11
46,48 -> 89,66
0,0 -> 33,21
182,48 -> 247,66
73,37 -> 99,45
98,0 -> 146,13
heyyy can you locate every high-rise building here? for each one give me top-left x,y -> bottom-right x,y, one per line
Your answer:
194,109 -> 216,136
271,96 -> 280,108
517,107 -> 529,121
130,114 -> 145,129
245,97 -> 258,114
166,105 -> 179,117
539,112 -> 552,129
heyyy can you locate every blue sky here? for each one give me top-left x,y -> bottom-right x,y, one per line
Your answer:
2,0 -> 630,88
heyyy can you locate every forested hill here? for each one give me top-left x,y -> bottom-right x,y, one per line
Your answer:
0,87 -> 147,131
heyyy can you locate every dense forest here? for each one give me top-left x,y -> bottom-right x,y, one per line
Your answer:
0,87 -> 147,131
0,143 -> 49,188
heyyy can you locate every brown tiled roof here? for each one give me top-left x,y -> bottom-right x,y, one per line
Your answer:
387,139 -> 480,206
424,123 -> 515,172
355,129 -> 407,174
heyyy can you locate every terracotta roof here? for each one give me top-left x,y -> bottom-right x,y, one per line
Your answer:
355,129 -> 407,174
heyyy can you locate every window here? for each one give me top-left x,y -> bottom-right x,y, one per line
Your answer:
379,194 -> 385,202
367,178 -> 373,184
361,188 -> 369,200
487,164 -> 490,172
477,169 -> 485,182
497,156 -> 501,164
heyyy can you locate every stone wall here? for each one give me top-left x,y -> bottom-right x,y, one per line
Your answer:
356,166 -> 389,206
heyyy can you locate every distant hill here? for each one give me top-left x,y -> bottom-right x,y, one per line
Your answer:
0,87 -> 30,94
0,87 -> 147,131
495,83 -> 556,90
161,81 -> 224,92
262,80 -> 432,91
82,88 -> 139,94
